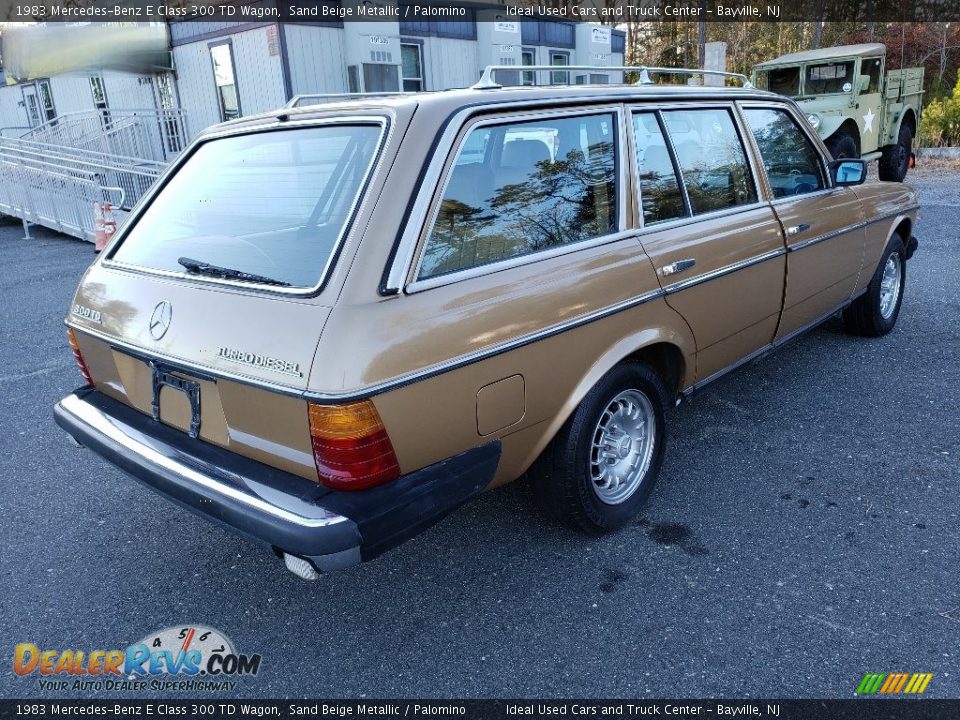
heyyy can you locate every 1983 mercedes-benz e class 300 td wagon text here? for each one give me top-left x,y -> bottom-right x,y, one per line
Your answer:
55,66 -> 919,578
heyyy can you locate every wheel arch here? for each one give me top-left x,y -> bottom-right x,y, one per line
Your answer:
514,327 -> 692,478
899,108 -> 918,138
822,117 -> 862,153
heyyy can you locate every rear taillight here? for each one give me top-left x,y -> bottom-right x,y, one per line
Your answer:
67,328 -> 94,385
308,400 -> 401,491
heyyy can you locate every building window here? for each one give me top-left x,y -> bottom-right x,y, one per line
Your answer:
37,80 -> 56,121
521,48 -> 536,86
611,30 -> 626,55
401,43 -> 424,92
210,41 -> 240,121
89,75 -> 108,112
399,10 -> 476,40
550,51 -> 569,85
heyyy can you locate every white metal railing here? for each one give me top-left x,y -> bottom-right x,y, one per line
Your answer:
22,109 -> 187,162
0,135 -> 166,242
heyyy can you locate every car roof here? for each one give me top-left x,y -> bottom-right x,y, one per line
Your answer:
755,43 -> 887,68
202,83 -> 785,137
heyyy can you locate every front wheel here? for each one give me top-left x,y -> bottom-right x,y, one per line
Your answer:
530,362 -> 667,534
878,124 -> 913,182
843,234 -> 906,337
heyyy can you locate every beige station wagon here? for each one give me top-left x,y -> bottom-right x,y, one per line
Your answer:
55,66 -> 920,579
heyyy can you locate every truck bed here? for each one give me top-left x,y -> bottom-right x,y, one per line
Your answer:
886,68 -> 925,101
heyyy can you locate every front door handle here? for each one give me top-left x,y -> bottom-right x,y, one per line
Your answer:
787,223 -> 811,236
662,258 -> 697,277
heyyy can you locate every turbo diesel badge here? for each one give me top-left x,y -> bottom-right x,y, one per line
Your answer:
217,347 -> 301,377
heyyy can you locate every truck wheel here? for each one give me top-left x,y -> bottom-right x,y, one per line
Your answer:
878,125 -> 913,182
530,362 -> 667,534
825,132 -> 859,160
843,234 -> 906,337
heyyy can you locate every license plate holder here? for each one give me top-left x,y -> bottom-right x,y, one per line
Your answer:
149,361 -> 202,439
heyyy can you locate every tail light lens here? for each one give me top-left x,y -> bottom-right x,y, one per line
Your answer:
66,328 -> 94,385
308,400 -> 401,491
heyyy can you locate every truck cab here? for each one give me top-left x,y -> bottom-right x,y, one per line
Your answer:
752,43 -> 923,181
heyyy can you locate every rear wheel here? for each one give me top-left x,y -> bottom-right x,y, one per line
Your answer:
825,131 -> 859,160
843,234 -> 906,337
878,124 -> 913,182
530,362 -> 667,534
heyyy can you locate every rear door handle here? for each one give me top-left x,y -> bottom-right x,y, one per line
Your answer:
661,258 -> 696,277
787,223 -> 811,236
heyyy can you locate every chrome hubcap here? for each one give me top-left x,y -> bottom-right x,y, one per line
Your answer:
879,253 -> 902,320
590,389 -> 656,505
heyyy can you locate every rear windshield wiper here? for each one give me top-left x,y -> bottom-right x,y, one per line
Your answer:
177,257 -> 291,287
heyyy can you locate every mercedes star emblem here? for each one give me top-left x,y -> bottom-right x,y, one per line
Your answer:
148,300 -> 173,340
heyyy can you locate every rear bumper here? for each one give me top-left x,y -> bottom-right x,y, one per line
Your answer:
54,388 -> 500,572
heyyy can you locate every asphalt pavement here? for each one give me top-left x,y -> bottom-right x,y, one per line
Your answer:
1,168 -> 958,699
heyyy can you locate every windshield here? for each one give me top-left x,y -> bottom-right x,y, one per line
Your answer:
110,123 -> 383,289
756,67 -> 801,95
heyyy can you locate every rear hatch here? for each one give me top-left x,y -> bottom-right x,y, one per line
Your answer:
67,118 -> 389,481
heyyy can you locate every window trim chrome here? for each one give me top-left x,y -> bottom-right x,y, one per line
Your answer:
101,113 -> 395,298
405,104 -> 628,293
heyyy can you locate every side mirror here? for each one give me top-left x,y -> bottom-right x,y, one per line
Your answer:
857,74 -> 871,93
830,159 -> 867,186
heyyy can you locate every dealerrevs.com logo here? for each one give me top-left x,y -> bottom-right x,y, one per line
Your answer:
13,625 -> 261,692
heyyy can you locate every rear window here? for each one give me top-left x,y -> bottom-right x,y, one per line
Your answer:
110,124 -> 383,289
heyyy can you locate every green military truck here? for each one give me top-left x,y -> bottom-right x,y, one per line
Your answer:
752,43 -> 923,181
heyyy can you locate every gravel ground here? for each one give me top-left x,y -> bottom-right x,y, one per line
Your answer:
1,167 -> 957,700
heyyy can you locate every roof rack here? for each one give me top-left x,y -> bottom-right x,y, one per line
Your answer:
286,92 -> 407,108
473,65 -> 753,91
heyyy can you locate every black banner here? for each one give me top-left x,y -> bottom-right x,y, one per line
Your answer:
1,700 -> 960,720
2,0 -> 959,23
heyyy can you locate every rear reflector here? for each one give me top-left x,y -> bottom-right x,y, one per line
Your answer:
308,401 -> 401,491
67,328 -> 94,385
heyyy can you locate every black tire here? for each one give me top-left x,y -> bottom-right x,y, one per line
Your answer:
825,132 -> 859,160
843,234 -> 906,337
878,124 -> 913,182
530,362 -> 667,534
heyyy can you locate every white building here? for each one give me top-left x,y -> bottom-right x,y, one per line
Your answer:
0,8 -> 626,142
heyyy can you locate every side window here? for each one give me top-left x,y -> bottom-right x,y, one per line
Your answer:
661,108 -> 757,215
863,58 -> 882,94
418,113 -> 618,281
632,112 -> 686,225
743,108 -> 826,198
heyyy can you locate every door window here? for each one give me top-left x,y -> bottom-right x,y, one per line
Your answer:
632,112 -> 686,225
661,108 -> 757,215
23,89 -> 40,127
743,108 -> 826,198
418,112 -> 618,280
862,58 -> 882,94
